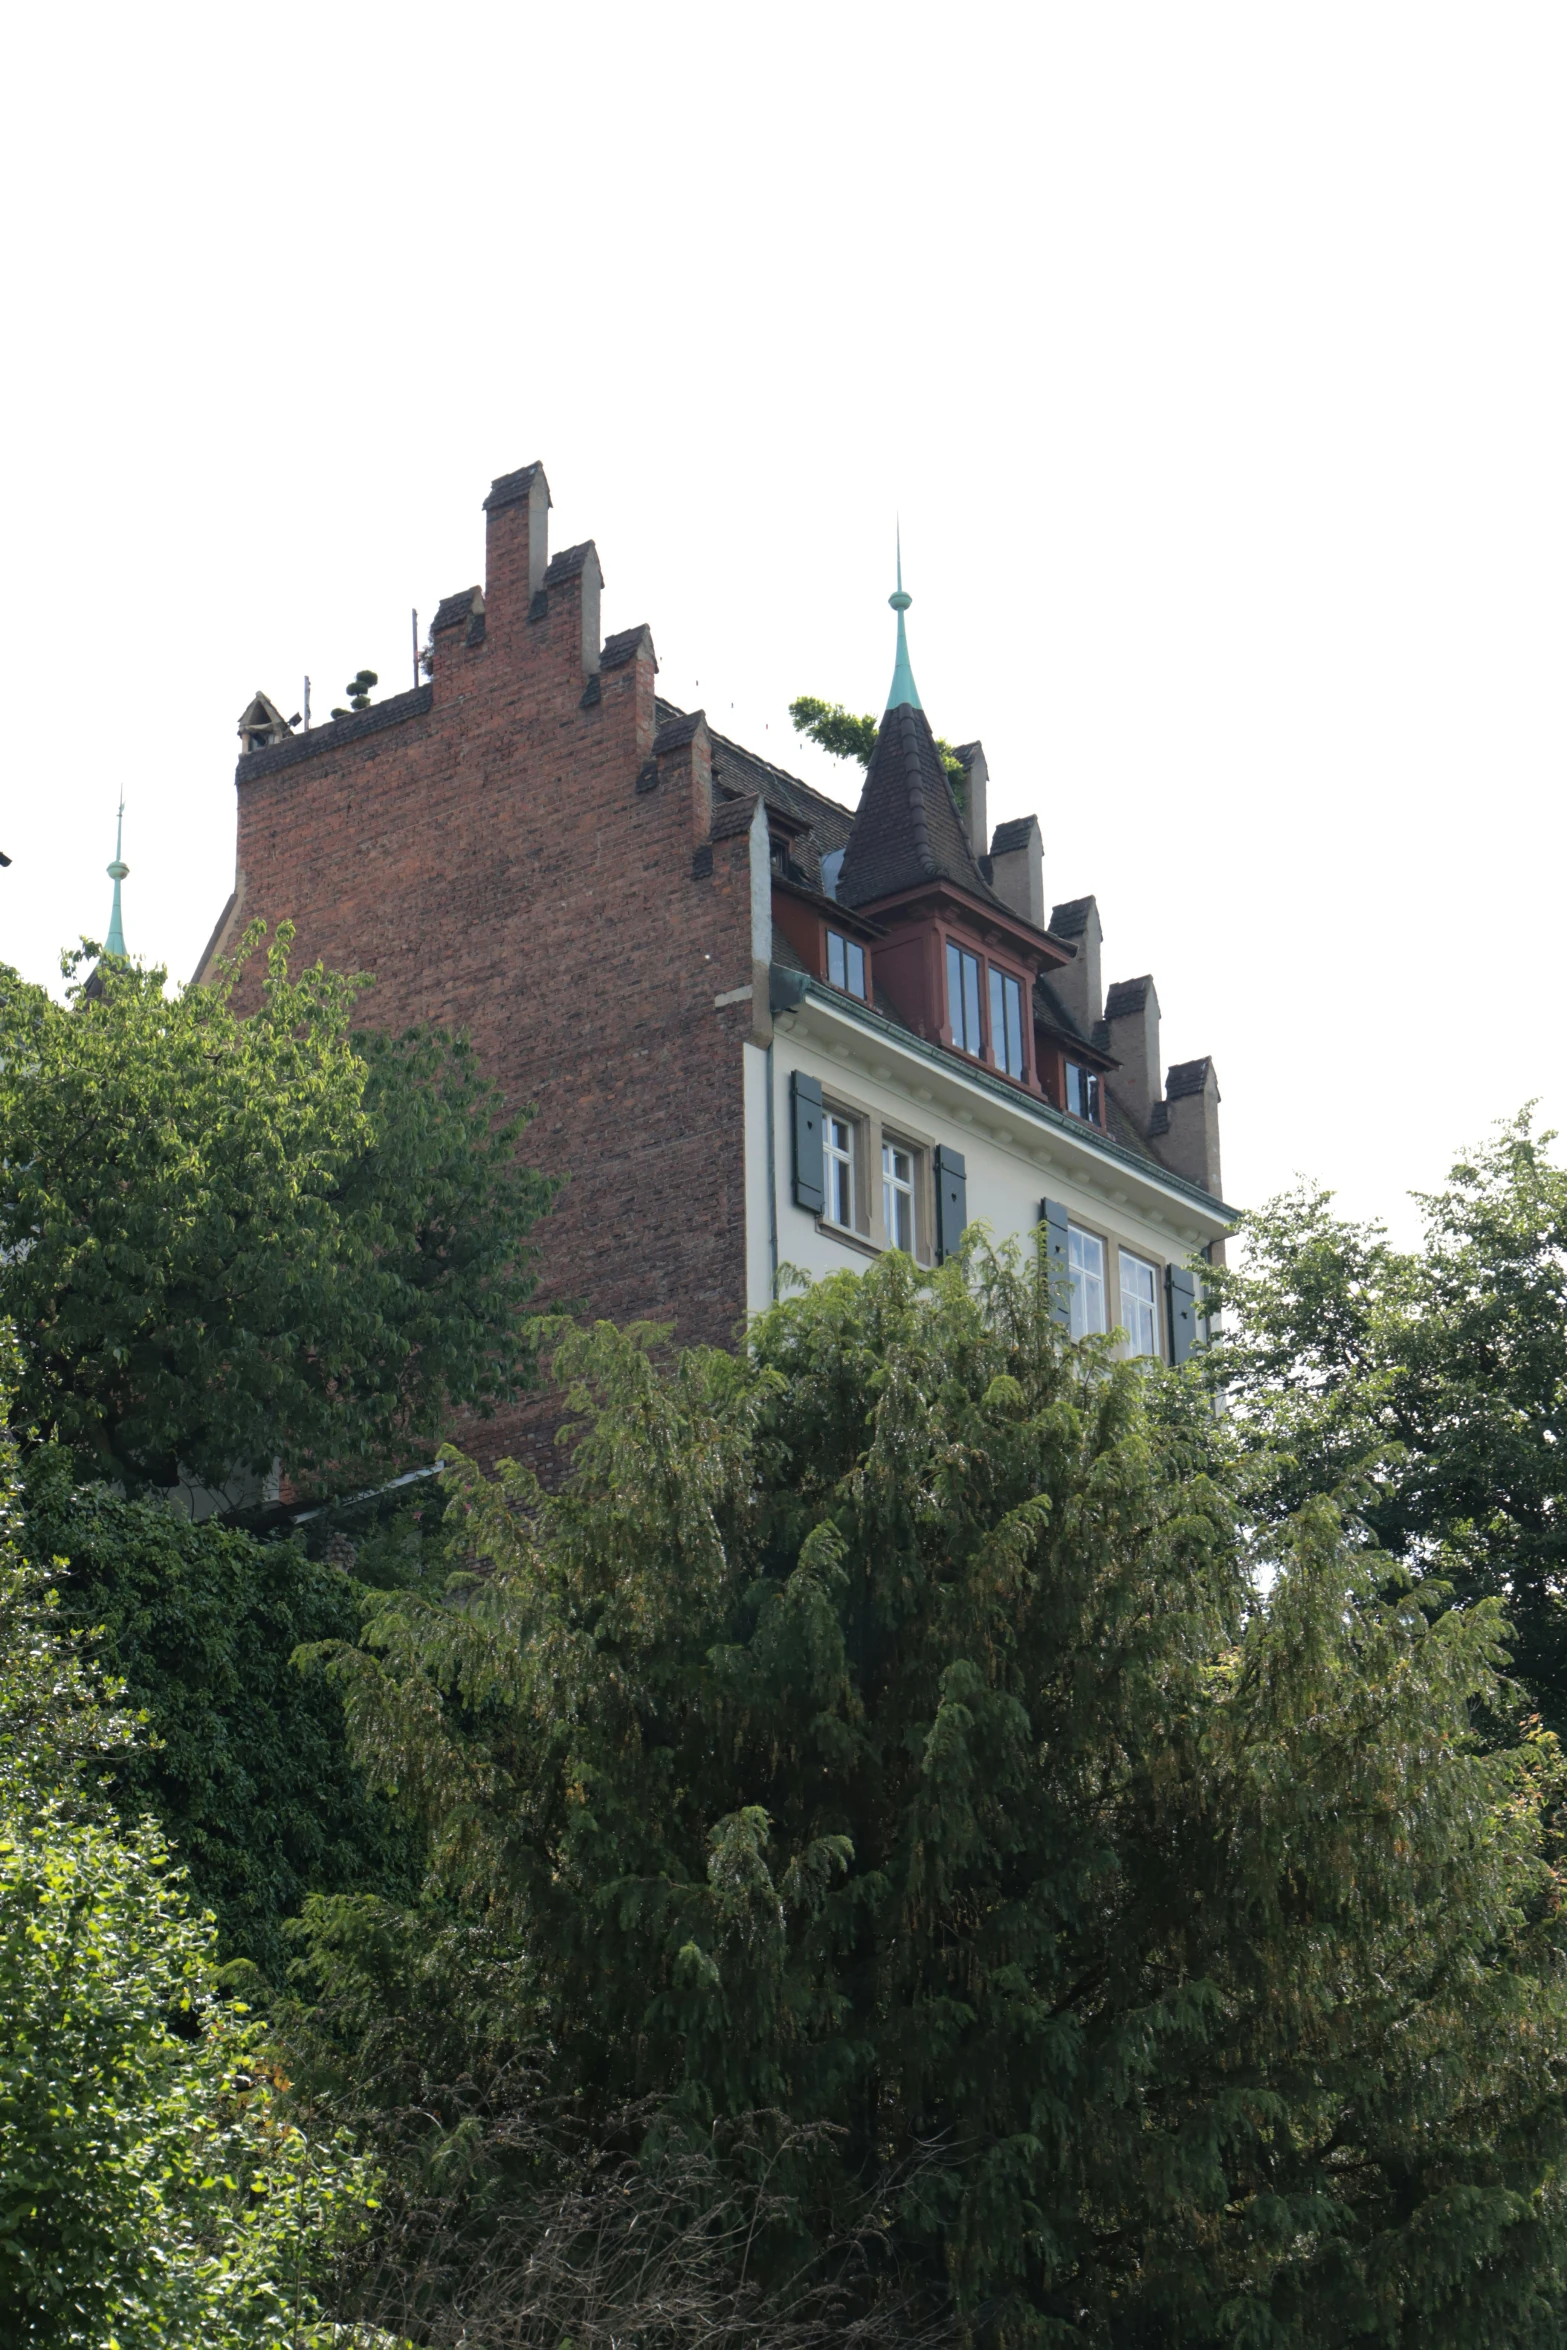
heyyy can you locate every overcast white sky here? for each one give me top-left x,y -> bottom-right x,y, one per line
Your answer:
2,3 -> 1561,1241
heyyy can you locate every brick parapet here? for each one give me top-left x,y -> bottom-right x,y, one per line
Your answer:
224,477 -> 755,1466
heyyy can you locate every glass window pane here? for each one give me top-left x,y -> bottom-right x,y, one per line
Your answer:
826,1115 -> 855,1228
1119,1252 -> 1158,1357
1066,1063 -> 1083,1117
963,954 -> 981,1056
946,942 -> 963,1044
1067,1225 -> 1107,1339
847,940 -> 866,999
828,931 -> 846,989
1003,974 -> 1023,1077
988,967 -> 1004,1065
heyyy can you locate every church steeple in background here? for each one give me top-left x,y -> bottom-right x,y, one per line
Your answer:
104,798 -> 128,958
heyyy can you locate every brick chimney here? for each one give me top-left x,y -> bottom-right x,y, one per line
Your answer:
482,462 -> 551,633
1103,973 -> 1160,1130
1050,896 -> 1102,1034
986,814 -> 1044,928
1152,1058 -> 1223,1197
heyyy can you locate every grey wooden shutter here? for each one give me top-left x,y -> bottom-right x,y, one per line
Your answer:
790,1071 -> 824,1214
1166,1264 -> 1198,1364
933,1145 -> 967,1263
1040,1197 -> 1071,1326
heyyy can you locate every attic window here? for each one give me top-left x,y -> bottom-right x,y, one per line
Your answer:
826,930 -> 866,1000
1066,1063 -> 1102,1124
769,836 -> 790,875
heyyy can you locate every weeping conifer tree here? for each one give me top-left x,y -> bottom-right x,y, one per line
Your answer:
296,1239 -> 1567,2349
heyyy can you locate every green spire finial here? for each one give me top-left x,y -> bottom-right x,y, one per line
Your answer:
105,796 -> 128,959
886,523 -> 922,712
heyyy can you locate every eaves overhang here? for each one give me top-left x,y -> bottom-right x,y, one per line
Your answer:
774,970 -> 1240,1237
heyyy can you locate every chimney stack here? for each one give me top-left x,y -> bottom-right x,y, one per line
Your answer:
1103,974 -> 1161,1130
986,815 -> 1044,929
1049,897 -> 1103,1034
955,741 -> 988,860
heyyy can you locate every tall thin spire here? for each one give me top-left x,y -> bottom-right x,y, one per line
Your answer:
105,797 -> 128,958
885,525 -> 922,712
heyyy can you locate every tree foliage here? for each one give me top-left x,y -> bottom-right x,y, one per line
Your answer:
790,696 -> 970,802
0,1347 -> 377,2346
292,1244 -> 1567,2346
0,925 -> 553,1499
1209,1111 -> 1567,1728
23,1446 -> 424,1978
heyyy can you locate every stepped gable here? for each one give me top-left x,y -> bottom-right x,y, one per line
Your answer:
834,699 -> 997,911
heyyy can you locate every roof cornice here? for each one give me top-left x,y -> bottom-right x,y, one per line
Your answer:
777,970 -> 1239,1231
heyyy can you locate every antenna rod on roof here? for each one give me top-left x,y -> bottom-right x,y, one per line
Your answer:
411,608 -> 418,691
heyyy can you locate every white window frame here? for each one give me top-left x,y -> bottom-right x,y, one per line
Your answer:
1068,1223 -> 1108,1339
881,1135 -> 917,1253
824,1109 -> 858,1231
1118,1249 -> 1160,1359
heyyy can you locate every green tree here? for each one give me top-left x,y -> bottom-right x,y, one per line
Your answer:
0,1348 -> 377,2346
0,925 -> 553,1500
23,1446 -> 424,1977
790,695 -> 970,803
1209,1112 -> 1567,1729
296,1245 -> 1567,2346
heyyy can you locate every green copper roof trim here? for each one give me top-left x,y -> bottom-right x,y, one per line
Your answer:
105,797 -> 128,959
885,527 -> 922,712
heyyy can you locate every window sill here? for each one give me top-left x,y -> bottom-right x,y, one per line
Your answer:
816,1217 -> 881,1260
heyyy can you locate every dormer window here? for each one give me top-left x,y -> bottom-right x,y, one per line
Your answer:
1066,1062 -> 1102,1124
826,929 -> 866,1000
769,837 -> 790,876
947,943 -> 983,1055
989,968 -> 1025,1079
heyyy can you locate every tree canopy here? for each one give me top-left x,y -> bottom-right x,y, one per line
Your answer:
0,925 -> 553,1500
1209,1111 -> 1567,1731
0,1341 -> 376,2346
292,1241 -> 1567,2346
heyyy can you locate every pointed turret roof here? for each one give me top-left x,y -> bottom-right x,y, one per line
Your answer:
104,799 -> 128,958
835,546 -> 997,912
836,700 -> 997,909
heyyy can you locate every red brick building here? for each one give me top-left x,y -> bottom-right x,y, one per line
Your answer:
202,463 -> 1231,1458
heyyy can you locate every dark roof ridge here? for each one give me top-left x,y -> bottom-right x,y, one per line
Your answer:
235,684 -> 434,781
655,697 -> 855,828
653,709 -> 706,754
989,815 -> 1037,856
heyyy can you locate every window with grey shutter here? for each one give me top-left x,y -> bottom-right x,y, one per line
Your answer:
790,1071 -> 824,1214
933,1145 -> 967,1263
1166,1264 -> 1198,1364
1040,1198 -> 1071,1325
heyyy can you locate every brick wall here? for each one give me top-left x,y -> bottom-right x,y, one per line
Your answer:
211,469 -> 760,1468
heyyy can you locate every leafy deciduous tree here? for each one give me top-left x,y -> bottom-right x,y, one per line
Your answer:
296,1243 -> 1567,2347
0,925 -> 553,1500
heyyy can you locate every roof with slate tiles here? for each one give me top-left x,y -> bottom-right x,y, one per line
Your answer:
989,815 -> 1038,857
483,462 -> 548,513
656,699 -> 857,858
1104,975 -> 1155,1020
1050,896 -> 1095,937
1165,1056 -> 1216,1098
835,700 -> 999,911
433,587 -> 483,632
544,540 -> 598,584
